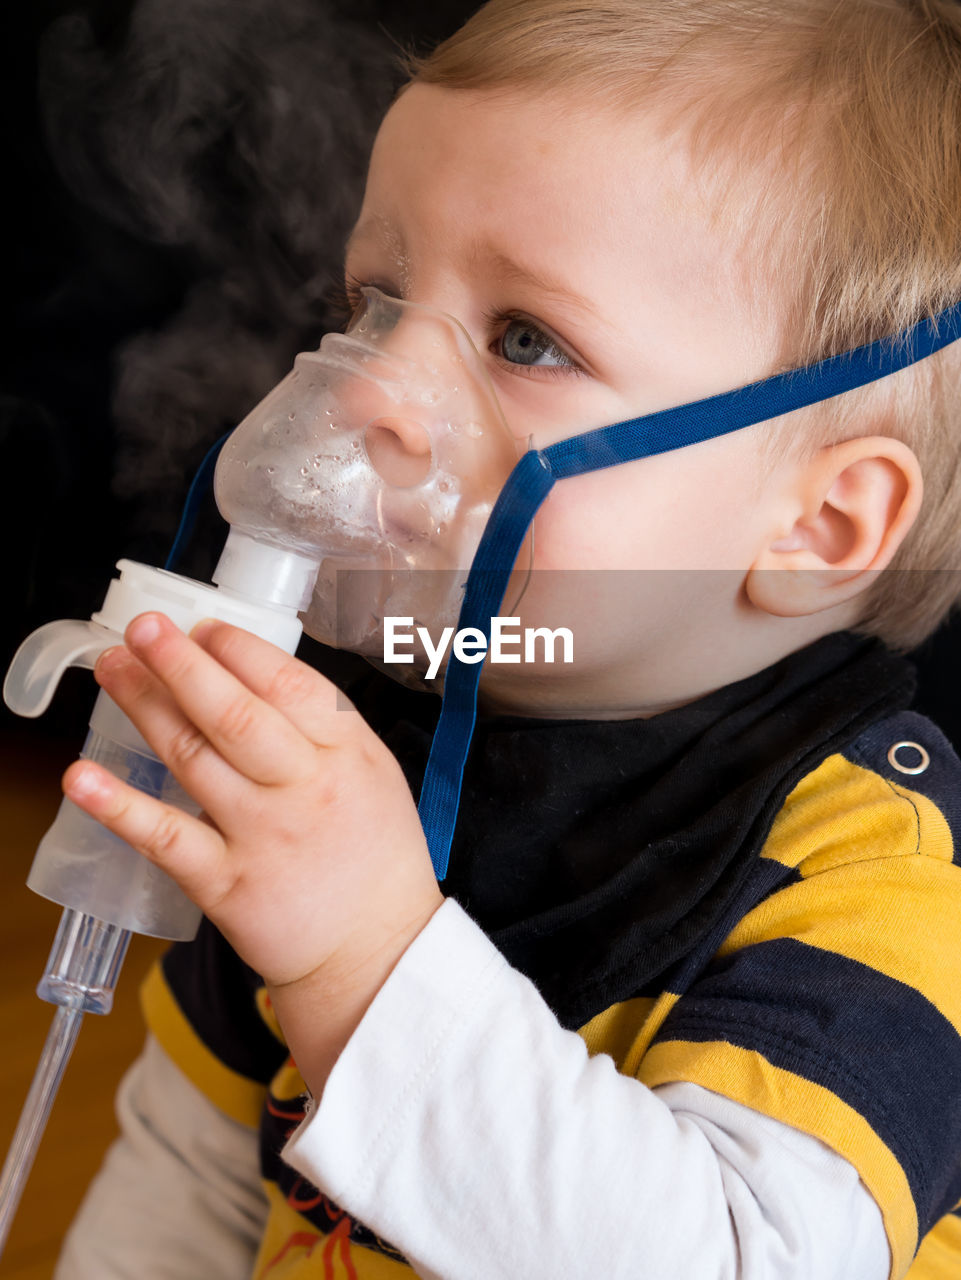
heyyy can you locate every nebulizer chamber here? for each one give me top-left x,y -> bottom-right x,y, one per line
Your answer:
0,288 -> 522,1251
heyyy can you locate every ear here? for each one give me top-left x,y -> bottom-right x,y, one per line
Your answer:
745,436 -> 923,618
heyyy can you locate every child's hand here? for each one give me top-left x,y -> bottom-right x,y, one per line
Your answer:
63,612 -> 444,1087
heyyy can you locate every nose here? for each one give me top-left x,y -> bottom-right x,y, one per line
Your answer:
364,416 -> 432,487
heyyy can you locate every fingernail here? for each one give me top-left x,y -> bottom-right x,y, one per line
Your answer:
190,617 -> 217,645
96,645 -> 131,676
127,613 -> 162,648
67,765 -> 106,800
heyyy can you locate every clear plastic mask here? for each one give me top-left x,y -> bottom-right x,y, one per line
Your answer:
214,288 -> 527,678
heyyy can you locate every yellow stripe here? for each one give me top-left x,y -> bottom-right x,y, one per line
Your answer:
578,995 -> 683,1076
578,996 -> 656,1067
905,1211 -> 961,1280
620,992 -> 681,1077
761,752 -> 955,872
640,1039 -> 916,1280
716,856 -> 961,1034
271,1058 -> 309,1103
141,961 -> 266,1129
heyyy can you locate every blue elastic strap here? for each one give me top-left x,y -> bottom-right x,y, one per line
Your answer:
418,299 -> 961,878
165,431 -> 232,572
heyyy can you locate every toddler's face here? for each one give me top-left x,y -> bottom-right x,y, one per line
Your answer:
346,84 -> 797,715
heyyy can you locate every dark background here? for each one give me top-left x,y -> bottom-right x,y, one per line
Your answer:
2,0 -> 959,747
1,0 -> 480,740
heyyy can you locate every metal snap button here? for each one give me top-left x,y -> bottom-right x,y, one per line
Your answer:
887,741 -> 930,775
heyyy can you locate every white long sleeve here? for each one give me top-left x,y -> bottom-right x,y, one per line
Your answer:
55,1034 -> 269,1280
285,899 -> 891,1280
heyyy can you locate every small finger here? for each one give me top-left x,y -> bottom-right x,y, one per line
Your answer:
93,641 -> 253,822
190,618 -> 358,746
121,613 -> 311,785
63,760 -> 231,913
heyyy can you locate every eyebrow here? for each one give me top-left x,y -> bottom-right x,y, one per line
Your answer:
347,219 -> 603,325
467,241 -> 604,324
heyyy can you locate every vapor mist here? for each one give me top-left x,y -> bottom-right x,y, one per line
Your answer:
37,0 -> 406,538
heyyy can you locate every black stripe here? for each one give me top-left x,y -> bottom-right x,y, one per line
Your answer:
655,856 -> 801,998
764,865 -> 804,894
653,937 -> 961,1236
162,920 -> 288,1084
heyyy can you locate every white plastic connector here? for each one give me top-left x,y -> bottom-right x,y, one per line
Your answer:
212,529 -> 321,612
4,559 -> 307,720
94,557 -> 306,649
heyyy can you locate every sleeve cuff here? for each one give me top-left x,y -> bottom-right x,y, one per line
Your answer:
282,897 -> 507,1201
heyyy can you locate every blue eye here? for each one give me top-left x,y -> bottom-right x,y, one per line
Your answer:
499,319 -> 575,368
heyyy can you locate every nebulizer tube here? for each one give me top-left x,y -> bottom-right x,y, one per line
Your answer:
0,287 -> 524,1255
0,924 -> 129,1253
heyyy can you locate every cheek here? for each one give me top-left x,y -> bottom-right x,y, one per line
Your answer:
530,491 -> 606,572
528,450 -> 759,576
530,468 -> 678,573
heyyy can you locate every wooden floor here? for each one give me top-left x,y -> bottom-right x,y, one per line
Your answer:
0,721 -> 167,1279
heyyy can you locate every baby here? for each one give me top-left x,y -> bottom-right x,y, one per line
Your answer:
56,2 -> 961,1277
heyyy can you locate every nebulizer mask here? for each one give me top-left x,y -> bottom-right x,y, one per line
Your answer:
214,286 -> 526,674
3,281 -> 961,1253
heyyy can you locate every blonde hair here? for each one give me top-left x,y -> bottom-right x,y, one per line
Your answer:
408,0 -> 961,650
